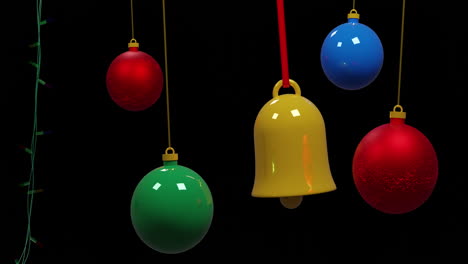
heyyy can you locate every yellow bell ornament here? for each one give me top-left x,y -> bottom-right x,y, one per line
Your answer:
252,79 -> 337,209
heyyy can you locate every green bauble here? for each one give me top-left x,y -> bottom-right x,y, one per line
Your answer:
130,159 -> 214,254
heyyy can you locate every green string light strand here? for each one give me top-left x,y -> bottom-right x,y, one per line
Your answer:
17,0 -> 42,263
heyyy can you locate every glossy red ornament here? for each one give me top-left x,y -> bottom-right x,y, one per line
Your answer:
106,40 -> 163,111
352,106 -> 438,214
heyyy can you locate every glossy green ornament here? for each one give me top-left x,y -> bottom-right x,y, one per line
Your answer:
130,148 -> 214,254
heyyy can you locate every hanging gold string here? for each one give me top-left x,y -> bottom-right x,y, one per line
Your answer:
162,0 -> 171,148
130,0 -> 135,40
353,0 -> 356,9
397,0 -> 406,106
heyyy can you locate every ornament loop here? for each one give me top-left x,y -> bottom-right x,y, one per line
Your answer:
393,104 -> 404,112
165,147 -> 175,154
272,79 -> 301,98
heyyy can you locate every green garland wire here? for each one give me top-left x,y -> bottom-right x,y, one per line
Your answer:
17,0 -> 42,263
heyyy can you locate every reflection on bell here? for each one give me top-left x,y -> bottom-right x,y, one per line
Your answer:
252,79 -> 336,208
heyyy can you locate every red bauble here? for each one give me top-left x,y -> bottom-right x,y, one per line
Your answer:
352,114 -> 438,214
106,45 -> 163,111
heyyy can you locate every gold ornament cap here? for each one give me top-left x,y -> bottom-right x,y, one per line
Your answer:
348,9 -> 360,19
162,147 -> 179,161
389,105 -> 406,119
128,38 -> 139,48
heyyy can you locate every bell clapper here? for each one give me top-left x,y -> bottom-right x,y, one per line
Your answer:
280,196 -> 303,209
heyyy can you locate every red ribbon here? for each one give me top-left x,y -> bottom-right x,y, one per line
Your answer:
276,0 -> 290,88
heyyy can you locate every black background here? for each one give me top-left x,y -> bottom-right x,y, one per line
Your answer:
4,0 -> 467,262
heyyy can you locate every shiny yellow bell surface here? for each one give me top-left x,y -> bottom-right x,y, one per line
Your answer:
252,79 -> 336,205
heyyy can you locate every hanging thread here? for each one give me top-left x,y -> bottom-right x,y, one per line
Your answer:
396,0 -> 406,106
276,0 -> 290,88
353,0 -> 356,9
130,0 -> 135,41
162,0 -> 172,148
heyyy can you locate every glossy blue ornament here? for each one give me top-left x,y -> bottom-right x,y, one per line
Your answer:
320,9 -> 383,90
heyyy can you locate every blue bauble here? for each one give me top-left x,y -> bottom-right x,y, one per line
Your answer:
320,10 -> 383,90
